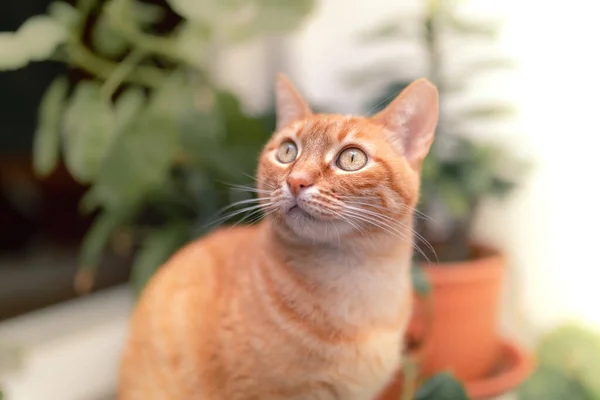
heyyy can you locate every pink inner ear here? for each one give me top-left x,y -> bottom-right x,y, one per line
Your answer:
372,79 -> 439,168
275,74 -> 312,130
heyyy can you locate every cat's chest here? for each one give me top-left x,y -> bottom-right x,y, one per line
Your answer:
319,260 -> 409,325
320,268 -> 408,399
331,329 -> 404,400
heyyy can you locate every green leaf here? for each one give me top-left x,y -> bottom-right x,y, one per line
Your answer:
131,1 -> 167,26
91,12 -> 129,58
91,0 -> 163,58
219,91 -> 273,145
519,365 -> 588,400
357,17 -> 416,43
166,0 -> 219,24
93,112 -> 178,208
178,90 -> 270,180
33,76 -> 69,177
148,71 -> 196,120
426,0 -> 449,16
76,0 -> 99,15
167,0 -> 315,42
457,159 -> 494,199
411,263 -> 431,296
62,82 -> 116,183
174,22 -> 210,67
179,107 -> 225,157
79,186 -> 102,214
535,324 -> 600,398
217,91 -> 272,175
0,33 -> 28,70
445,15 -> 502,38
420,154 -> 439,182
438,180 -> 470,219
79,207 -> 132,272
131,222 -> 190,296
225,0 -> 316,42
253,0 -> 316,34
114,87 -> 146,132
0,15 -> 67,71
47,2 -> 81,31
456,57 -> 517,81
457,103 -> 516,120
415,372 -> 469,400
17,15 -> 68,62
489,177 -> 516,199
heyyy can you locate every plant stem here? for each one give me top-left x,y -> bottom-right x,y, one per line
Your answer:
65,39 -> 165,87
101,49 -> 147,100
401,358 -> 419,400
104,0 -> 212,83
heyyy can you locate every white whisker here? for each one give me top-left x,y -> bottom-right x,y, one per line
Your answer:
342,206 -> 435,263
344,204 -> 437,260
205,202 -> 274,230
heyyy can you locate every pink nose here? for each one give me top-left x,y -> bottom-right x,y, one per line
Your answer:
287,175 -> 314,196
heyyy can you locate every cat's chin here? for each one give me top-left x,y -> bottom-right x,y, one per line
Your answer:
277,206 -> 354,244
287,205 -> 319,222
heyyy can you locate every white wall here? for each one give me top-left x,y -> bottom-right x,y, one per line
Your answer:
475,0 -> 600,335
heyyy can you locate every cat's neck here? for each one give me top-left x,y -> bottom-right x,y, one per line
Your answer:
261,217 -> 414,266
256,218 -> 413,327
259,217 -> 414,282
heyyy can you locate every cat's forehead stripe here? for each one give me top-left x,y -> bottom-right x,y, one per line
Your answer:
336,120 -> 359,141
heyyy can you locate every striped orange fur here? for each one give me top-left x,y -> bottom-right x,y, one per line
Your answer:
118,75 -> 439,400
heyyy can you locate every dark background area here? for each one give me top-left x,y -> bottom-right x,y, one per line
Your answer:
0,0 -> 130,321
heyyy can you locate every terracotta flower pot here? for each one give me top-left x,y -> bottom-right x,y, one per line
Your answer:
375,246 -> 532,400
417,246 -> 505,381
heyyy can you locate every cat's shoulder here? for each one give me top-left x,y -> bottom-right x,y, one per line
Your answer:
143,224 -> 261,287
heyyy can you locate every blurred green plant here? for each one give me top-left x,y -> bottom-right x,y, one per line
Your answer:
414,372 -> 469,400
399,359 -> 469,400
0,0 -> 314,295
351,0 -> 528,263
519,323 -> 600,400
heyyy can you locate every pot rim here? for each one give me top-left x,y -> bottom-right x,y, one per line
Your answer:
465,338 -> 535,399
420,244 -> 505,284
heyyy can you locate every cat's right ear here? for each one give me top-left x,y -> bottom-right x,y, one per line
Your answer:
275,73 -> 312,130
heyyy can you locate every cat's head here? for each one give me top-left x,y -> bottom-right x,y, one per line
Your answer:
256,74 -> 438,244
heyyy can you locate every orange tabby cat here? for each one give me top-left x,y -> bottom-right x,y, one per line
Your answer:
118,75 -> 439,400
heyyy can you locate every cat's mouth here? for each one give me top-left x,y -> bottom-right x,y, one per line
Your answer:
287,204 -> 319,222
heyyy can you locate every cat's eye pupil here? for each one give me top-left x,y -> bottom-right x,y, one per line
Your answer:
336,147 -> 367,171
276,141 -> 298,164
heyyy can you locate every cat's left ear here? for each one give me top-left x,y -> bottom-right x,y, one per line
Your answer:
372,78 -> 439,169
275,73 -> 312,130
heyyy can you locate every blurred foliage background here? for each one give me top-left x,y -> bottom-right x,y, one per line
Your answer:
1,0 -> 313,295
519,323 -> 600,400
0,0 -> 529,299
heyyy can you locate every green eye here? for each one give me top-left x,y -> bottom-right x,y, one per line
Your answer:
336,147 -> 368,171
276,141 -> 298,163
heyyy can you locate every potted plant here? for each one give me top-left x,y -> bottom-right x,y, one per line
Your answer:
0,0 -> 315,296
350,0 -> 533,398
